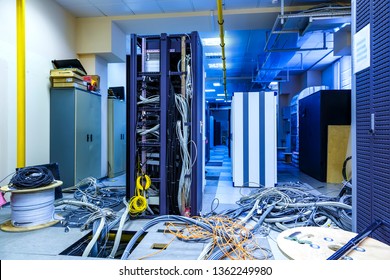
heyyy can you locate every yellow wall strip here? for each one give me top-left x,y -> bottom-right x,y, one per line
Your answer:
16,0 -> 26,168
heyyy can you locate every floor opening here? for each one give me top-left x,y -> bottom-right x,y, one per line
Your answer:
59,230 -> 146,259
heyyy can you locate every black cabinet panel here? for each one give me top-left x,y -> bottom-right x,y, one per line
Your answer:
299,90 -> 351,182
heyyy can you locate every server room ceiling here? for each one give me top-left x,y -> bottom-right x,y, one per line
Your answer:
55,0 -> 351,103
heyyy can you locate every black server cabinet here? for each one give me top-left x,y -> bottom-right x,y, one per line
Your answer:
126,32 -> 204,217
299,90 -> 351,182
355,0 -> 390,245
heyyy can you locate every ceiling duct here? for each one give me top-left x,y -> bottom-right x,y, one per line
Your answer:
254,3 -> 351,84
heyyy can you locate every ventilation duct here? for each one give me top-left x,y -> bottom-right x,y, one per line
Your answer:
254,4 -> 351,84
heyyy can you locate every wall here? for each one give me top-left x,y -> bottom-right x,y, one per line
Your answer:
322,56 -> 352,90
108,63 -> 126,89
95,56 -> 109,177
0,0 -> 16,184
340,56 -> 352,89
279,74 -> 305,97
278,74 -> 304,148
0,0 -> 76,182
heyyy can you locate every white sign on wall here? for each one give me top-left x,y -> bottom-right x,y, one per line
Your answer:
353,24 -> 371,74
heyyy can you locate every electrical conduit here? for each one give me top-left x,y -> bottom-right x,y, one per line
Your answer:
216,0 -> 227,99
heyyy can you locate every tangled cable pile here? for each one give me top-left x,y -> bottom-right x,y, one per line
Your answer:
165,215 -> 273,260
54,180 -> 352,260
54,177 -> 128,257
222,182 -> 353,232
72,177 -> 125,209
118,182 -> 352,260
120,215 -> 272,260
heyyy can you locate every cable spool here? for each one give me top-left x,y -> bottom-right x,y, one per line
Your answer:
0,180 -> 63,232
11,189 -> 55,227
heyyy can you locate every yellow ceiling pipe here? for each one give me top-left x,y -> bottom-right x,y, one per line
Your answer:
16,0 -> 26,168
216,0 -> 227,99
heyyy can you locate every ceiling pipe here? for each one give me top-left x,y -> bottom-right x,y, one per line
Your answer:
216,0 -> 227,99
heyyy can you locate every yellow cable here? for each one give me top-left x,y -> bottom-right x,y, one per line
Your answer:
129,174 -> 151,215
137,236 -> 176,260
136,174 -> 151,191
163,215 -> 265,260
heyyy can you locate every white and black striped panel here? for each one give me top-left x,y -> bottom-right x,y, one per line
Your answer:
231,92 -> 277,188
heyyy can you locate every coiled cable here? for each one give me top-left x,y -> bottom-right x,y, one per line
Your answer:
9,166 -> 54,189
129,174 -> 151,216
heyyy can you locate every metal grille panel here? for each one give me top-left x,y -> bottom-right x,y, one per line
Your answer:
356,0 -> 390,244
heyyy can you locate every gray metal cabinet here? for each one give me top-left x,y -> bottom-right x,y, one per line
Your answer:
50,88 -> 101,188
107,98 -> 126,178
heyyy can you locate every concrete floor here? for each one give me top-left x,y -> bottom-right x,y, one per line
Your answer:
0,145 -> 344,260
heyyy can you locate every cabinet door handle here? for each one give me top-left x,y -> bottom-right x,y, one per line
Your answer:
91,134 -> 93,142
87,134 -> 90,142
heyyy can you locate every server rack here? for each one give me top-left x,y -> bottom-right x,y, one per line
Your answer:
126,32 -> 203,217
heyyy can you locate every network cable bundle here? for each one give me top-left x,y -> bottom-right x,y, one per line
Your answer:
127,32 -> 203,217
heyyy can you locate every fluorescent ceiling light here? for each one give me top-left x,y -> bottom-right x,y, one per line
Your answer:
202,37 -> 220,46
208,63 -> 223,69
213,82 -> 221,86
217,93 -> 226,96
205,52 -> 222,57
215,98 -> 224,101
205,89 -> 216,92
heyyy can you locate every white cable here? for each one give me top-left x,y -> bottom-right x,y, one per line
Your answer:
108,203 -> 129,258
137,95 -> 160,105
278,201 -> 352,210
197,241 -> 214,260
137,124 -> 160,136
55,199 -> 101,213
239,199 -> 260,225
175,94 -> 192,213
82,215 -> 106,257
10,189 -> 56,227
